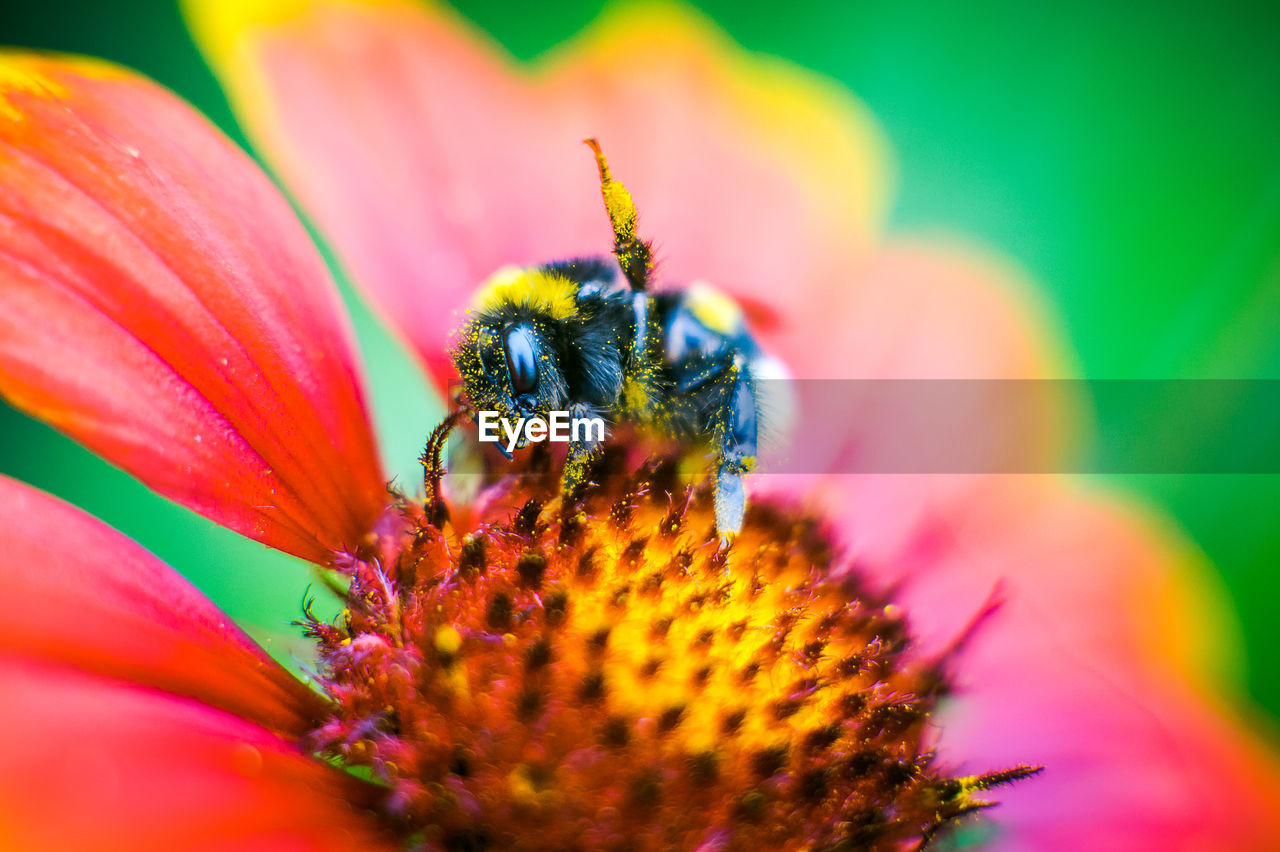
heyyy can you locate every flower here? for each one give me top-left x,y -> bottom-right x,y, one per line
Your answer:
0,1 -> 1276,850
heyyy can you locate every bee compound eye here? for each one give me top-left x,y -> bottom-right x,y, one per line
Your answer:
503,324 -> 539,396
476,326 -> 500,372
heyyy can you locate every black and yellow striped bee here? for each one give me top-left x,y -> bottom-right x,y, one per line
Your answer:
451,140 -> 780,537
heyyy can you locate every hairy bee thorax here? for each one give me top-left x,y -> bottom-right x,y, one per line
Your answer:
470,266 -> 582,322
304,434 -> 1039,850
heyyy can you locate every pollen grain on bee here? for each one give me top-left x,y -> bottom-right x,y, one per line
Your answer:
476,409 -> 606,454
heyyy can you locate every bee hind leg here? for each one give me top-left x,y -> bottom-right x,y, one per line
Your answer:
712,364 -> 758,539
584,138 -> 653,291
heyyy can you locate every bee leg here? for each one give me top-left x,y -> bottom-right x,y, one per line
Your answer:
585,138 -> 653,291
561,402 -> 607,501
712,363 -> 758,539
668,353 -> 758,537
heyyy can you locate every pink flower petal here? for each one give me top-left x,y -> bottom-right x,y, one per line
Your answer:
186,0 -> 891,385
0,474 -> 326,737
816,239 -> 1066,380
0,659 -> 395,851
759,241 -> 1072,498
0,53 -> 385,563
890,478 -> 1280,849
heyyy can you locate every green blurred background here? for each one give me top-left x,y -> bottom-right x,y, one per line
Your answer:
1,0 -> 1277,715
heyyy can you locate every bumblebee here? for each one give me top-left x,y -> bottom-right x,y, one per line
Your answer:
451,139 -> 779,537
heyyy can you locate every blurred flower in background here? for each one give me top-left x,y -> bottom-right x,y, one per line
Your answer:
0,0 -> 1277,850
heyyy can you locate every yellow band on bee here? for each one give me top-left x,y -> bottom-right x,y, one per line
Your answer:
684,282 -> 744,336
474,265 -> 579,321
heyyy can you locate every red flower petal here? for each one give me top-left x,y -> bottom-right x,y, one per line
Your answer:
0,659 -> 394,851
0,474 -> 326,737
0,53 -> 385,562
186,0 -> 890,385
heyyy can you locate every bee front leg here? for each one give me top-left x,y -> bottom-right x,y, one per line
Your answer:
561,402 -> 607,501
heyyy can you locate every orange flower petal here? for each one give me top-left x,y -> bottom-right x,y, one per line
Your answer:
0,53 -> 385,562
888,478 -> 1280,848
0,659 -> 394,852
185,0 -> 891,386
0,474 -> 326,737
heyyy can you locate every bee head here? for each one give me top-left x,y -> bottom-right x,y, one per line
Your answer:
452,315 -> 568,436
451,265 -> 578,447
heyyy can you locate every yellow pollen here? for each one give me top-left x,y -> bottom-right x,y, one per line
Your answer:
433,626 -> 462,655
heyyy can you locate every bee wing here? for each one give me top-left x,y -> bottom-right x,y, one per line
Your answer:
747,353 -> 797,467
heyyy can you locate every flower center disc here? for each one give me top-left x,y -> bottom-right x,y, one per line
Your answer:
307,450 -> 1031,850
